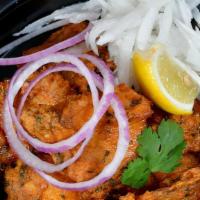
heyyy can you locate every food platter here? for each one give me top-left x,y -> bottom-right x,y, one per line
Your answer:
0,0 -> 199,199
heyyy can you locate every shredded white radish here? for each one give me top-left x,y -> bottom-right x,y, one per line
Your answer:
0,0 -> 101,55
14,2 -> 89,36
193,7 -> 200,25
177,0 -> 193,28
136,7 -> 159,50
1,0 -> 200,87
87,18 -> 117,54
86,0 -> 200,85
186,0 -> 200,9
14,1 -> 101,36
97,6 -> 146,46
108,28 -> 136,86
157,2 -> 173,43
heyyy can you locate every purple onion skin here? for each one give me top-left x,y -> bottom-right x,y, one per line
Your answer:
0,25 -> 91,65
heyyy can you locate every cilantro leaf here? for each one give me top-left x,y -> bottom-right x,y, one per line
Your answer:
138,120 -> 186,173
121,120 -> 186,189
121,158 -> 151,189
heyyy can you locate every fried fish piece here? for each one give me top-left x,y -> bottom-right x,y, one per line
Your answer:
170,110 -> 200,153
119,193 -> 136,200
70,84 -> 152,199
148,100 -> 200,154
5,84 -> 152,200
154,153 -> 199,188
4,21 -> 153,200
19,73 -> 76,143
5,160 -> 80,200
0,81 -> 9,129
138,167 -> 200,200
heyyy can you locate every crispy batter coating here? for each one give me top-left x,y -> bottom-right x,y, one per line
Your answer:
67,84 -> 152,200
170,111 -> 200,153
5,83 -> 152,200
154,153 -> 199,187
149,101 -> 200,153
0,81 -> 9,129
119,193 -> 135,200
138,167 -> 200,200
20,73 -> 77,143
2,21 -> 200,200
0,81 -> 16,166
23,22 -> 115,71
5,160 -> 80,200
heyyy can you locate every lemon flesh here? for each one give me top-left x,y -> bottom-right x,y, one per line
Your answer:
158,53 -> 199,104
133,45 -> 199,115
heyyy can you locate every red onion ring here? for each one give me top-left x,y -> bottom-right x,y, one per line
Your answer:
0,14 -> 130,188
37,75 -> 130,190
4,61 -> 129,190
4,54 -> 115,173
3,54 -> 130,190
15,65 -> 98,170
8,53 -> 114,153
16,64 -> 75,118
13,63 -> 130,190
14,64 -> 115,172
0,25 -> 91,66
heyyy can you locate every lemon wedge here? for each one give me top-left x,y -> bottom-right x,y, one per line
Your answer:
132,44 -> 199,115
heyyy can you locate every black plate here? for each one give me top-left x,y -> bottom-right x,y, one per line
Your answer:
0,0 -> 87,80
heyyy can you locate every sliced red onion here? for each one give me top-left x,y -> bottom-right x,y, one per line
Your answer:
3,54 -> 129,188
8,54 -> 114,153
8,53 -> 114,153
0,25 -> 91,65
4,63 -> 129,188
37,90 -> 130,191
4,97 -> 101,173
3,50 -> 130,189
4,53 -> 116,173
13,65 -> 113,172
15,65 -> 112,153
78,54 -> 114,92
17,64 -> 76,118
0,19 -> 71,56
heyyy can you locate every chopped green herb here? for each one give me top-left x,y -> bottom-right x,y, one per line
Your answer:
103,150 -> 110,163
54,153 -> 64,164
60,194 -> 65,199
108,178 -> 116,187
35,115 -> 42,124
19,165 -> 27,179
121,120 -> 186,189
0,87 -> 5,95
95,186 -> 104,193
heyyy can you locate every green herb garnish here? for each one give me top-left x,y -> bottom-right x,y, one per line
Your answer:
121,120 -> 186,189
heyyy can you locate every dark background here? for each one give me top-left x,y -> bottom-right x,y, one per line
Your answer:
0,0 -> 87,80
